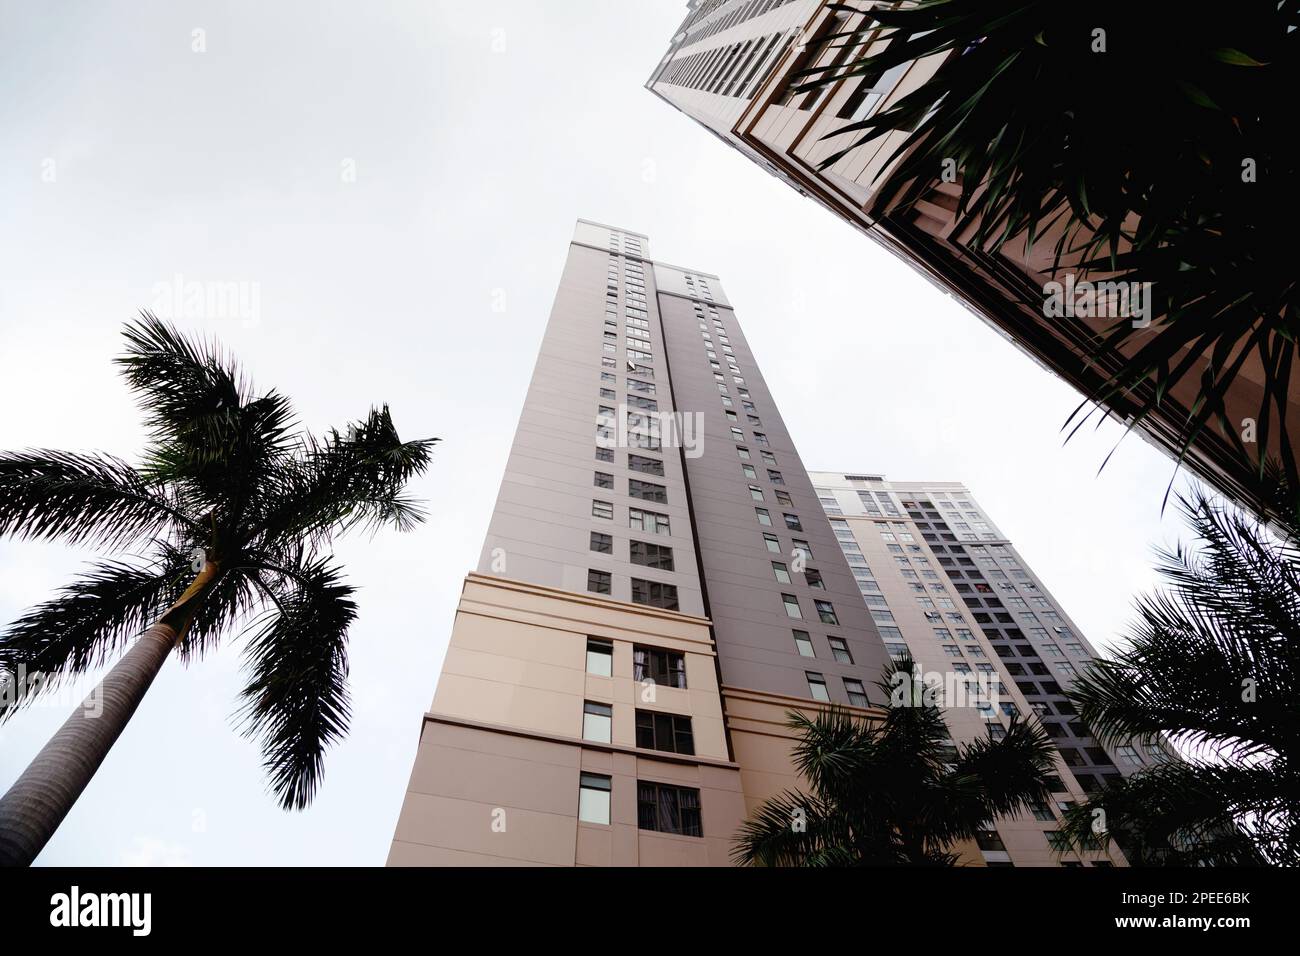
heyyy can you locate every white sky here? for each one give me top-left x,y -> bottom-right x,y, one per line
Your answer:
0,0 -> 1196,865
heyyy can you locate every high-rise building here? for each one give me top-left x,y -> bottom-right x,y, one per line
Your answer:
808,471 -> 1179,865
387,221 -> 892,866
647,0 -> 1299,520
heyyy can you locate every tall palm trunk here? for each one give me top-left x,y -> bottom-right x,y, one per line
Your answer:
0,560 -> 218,866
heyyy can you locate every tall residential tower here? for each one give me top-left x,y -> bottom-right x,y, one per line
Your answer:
388,221 -> 891,866
809,471 -> 1174,865
647,0 -> 1298,520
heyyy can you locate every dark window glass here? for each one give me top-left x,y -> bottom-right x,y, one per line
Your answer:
590,532 -> 612,554
633,646 -> 687,688
637,782 -> 702,837
630,540 -> 674,571
628,454 -> 664,476
635,710 -> 694,755
629,479 -> 668,504
631,578 -> 679,610
587,569 -> 612,594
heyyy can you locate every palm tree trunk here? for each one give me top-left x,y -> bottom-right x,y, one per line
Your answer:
0,560 -> 218,866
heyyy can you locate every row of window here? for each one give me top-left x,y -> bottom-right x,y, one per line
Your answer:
578,774 -> 702,836
587,571 -> 680,610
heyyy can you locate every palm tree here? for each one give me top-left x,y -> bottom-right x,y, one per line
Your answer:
0,313 -> 436,866
733,662 -> 1057,866
796,1 -> 1300,526
1054,493 -> 1296,865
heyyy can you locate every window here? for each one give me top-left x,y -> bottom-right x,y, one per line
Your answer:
578,773 -> 612,825
589,531 -> 612,554
582,701 -> 612,742
628,454 -> 664,476
815,601 -> 840,625
806,672 -> 830,702
632,578 -> 679,611
592,499 -> 613,520
827,636 -> 853,664
635,710 -> 695,755
587,569 -> 611,595
629,507 -> 670,535
783,513 -> 803,531
594,471 -> 614,489
782,593 -> 802,619
792,539 -> 812,560
749,484 -> 765,501
775,490 -> 793,507
629,540 -> 675,571
763,532 -> 781,552
637,782 -> 702,837
772,561 -> 791,584
844,678 -> 869,707
586,638 -> 613,676
742,464 -> 757,479
633,646 -> 687,688
755,507 -> 772,526
629,479 -> 668,503
736,445 -> 750,460
804,568 -> 825,590
767,469 -> 784,484
792,630 -> 815,657
595,446 -> 614,463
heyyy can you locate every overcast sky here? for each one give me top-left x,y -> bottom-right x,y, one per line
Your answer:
0,0 -> 1198,866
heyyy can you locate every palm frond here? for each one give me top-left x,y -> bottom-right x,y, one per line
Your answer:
235,556 -> 356,810
0,450 -> 194,549
0,553 -> 189,718
254,405 -> 437,547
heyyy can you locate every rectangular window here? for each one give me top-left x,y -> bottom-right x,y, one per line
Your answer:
844,678 -> 869,707
586,638 -> 613,676
628,454 -> 664,476
755,507 -> 772,526
635,710 -> 695,755
587,569 -> 612,595
595,446 -> 614,463
828,636 -> 854,664
782,593 -> 802,619
629,479 -> 668,504
804,568 -> 825,590
783,513 -> 803,531
594,471 -> 614,489
633,646 -> 687,688
771,561 -> 791,584
637,782 -> 702,837
592,499 -> 613,520
629,540 -> 674,571
582,701 -> 612,743
589,531 -> 612,554
763,532 -> 781,552
578,772 -> 612,825
806,672 -> 830,702
631,578 -> 679,611
793,630 -> 815,658
815,601 -> 840,626
629,508 -> 670,535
